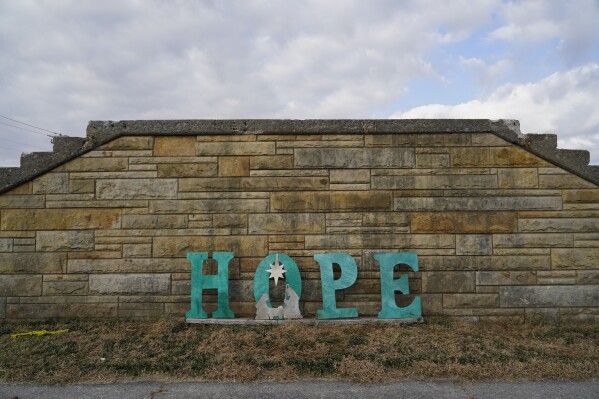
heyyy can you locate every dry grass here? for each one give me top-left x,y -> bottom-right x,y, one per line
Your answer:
1,318 -> 598,385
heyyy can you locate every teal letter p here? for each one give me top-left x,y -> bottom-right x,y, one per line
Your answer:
315,253 -> 358,319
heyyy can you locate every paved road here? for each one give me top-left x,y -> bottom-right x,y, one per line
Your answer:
1,380 -> 598,399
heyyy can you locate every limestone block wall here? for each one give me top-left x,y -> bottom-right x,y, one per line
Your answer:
1,120 -> 598,322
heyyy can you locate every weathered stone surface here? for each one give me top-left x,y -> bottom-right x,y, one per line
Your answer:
476,271 -> 537,285
395,196 -> 561,211
197,142 -> 275,156
420,256 -> 550,271
69,179 -> 95,194
32,173 -> 69,194
552,248 -> 599,269
0,297 -> 5,319
179,177 -> 328,191
59,157 -> 129,172
411,212 -> 517,233
68,258 -> 189,273
150,199 -> 268,213
363,212 -> 409,227
219,156 -> 250,177
154,136 -> 196,156
305,234 -> 454,249
249,213 -> 325,234
494,233 -> 573,248
295,148 -> 415,168
415,153 -> 450,168
0,253 -> 66,273
375,175 -> 498,190
563,189 -> 599,203
330,169 -> 370,184
89,274 -> 170,295
213,214 -> 247,228
422,271 -> 475,293
1,209 -> 121,230
122,215 -> 187,229
153,236 -> 268,257
500,285 -> 599,307
577,270 -> 599,284
443,294 -> 499,308
157,163 -> 217,177
537,270 -> 576,285
451,147 -> 550,167
7,303 -> 117,319
456,234 -> 492,255
36,230 -> 94,252
44,281 -> 88,295
0,195 -> 45,208
97,179 -> 178,199
498,168 -> 538,188
101,136 -> 153,150
123,244 -> 152,258
519,218 -> 599,232
250,155 -> 293,170
271,191 -> 392,212
0,238 -> 12,252
365,133 -> 471,147
0,275 -> 42,296
539,174 -> 596,189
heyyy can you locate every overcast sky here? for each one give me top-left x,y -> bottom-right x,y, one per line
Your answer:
1,0 -> 598,166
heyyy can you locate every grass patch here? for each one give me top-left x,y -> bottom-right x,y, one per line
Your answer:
0,318 -> 598,384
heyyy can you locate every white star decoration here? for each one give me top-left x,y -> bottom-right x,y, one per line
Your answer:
266,254 -> 286,286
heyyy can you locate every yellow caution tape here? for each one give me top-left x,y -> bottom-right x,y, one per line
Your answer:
10,329 -> 69,339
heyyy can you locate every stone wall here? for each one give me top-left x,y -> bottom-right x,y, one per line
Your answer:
1,120 -> 598,322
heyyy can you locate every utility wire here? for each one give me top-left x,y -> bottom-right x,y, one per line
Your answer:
0,121 -> 55,138
0,145 -> 24,152
0,114 -> 62,136
0,136 -> 46,150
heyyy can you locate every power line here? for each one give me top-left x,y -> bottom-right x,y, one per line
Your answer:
0,114 -> 62,136
0,145 -> 25,152
0,137 -> 46,150
0,121 -> 55,138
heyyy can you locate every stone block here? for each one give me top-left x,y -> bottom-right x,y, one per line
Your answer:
250,155 -> 293,170
68,258 -> 189,273
450,147 -> 550,167
493,233 -> 573,248
421,271 -> 475,293
577,270 -> 599,284
32,173 -> 69,193
537,270 -> 576,285
213,214 -> 247,228
89,274 -> 170,295
563,189 -> 599,203
305,234 -> 454,250
539,174 -> 596,189
365,133 -> 471,147
69,179 -> 95,193
101,136 -> 153,150
0,238 -> 12,252
219,156 -> 250,177
362,212 -> 409,227
525,308 -> 560,322
6,303 -> 117,319
552,248 -> 599,269
476,271 -> 537,285
0,195 -> 45,208
330,169 -> 370,184
519,218 -> 599,233
395,196 -> 561,211
153,236 -> 268,257
271,191 -> 392,212
374,174 -> 496,190
96,179 -> 178,199
36,230 -> 94,252
3,183 -> 32,195
197,142 -> 275,156
59,157 -> 129,172
421,255 -> 549,271
0,297 -> 5,319
471,133 -> 508,146
1,209 -> 121,230
456,234 -> 492,255
0,253 -> 66,273
179,177 -> 328,191
497,168 -> 538,188
123,244 -> 152,258
500,285 -> 599,307
150,199 -> 268,214
411,212 -> 517,233
295,148 -> 415,168
415,153 -> 449,168
44,280 -> 88,295
0,275 -> 42,296
443,294 -> 499,308
157,162 -> 217,177
249,213 -> 325,234
122,215 -> 187,229
154,136 -> 196,156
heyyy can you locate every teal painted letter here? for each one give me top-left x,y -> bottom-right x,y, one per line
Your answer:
186,252 -> 235,319
375,252 -> 421,319
253,253 -> 302,306
315,253 -> 358,319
